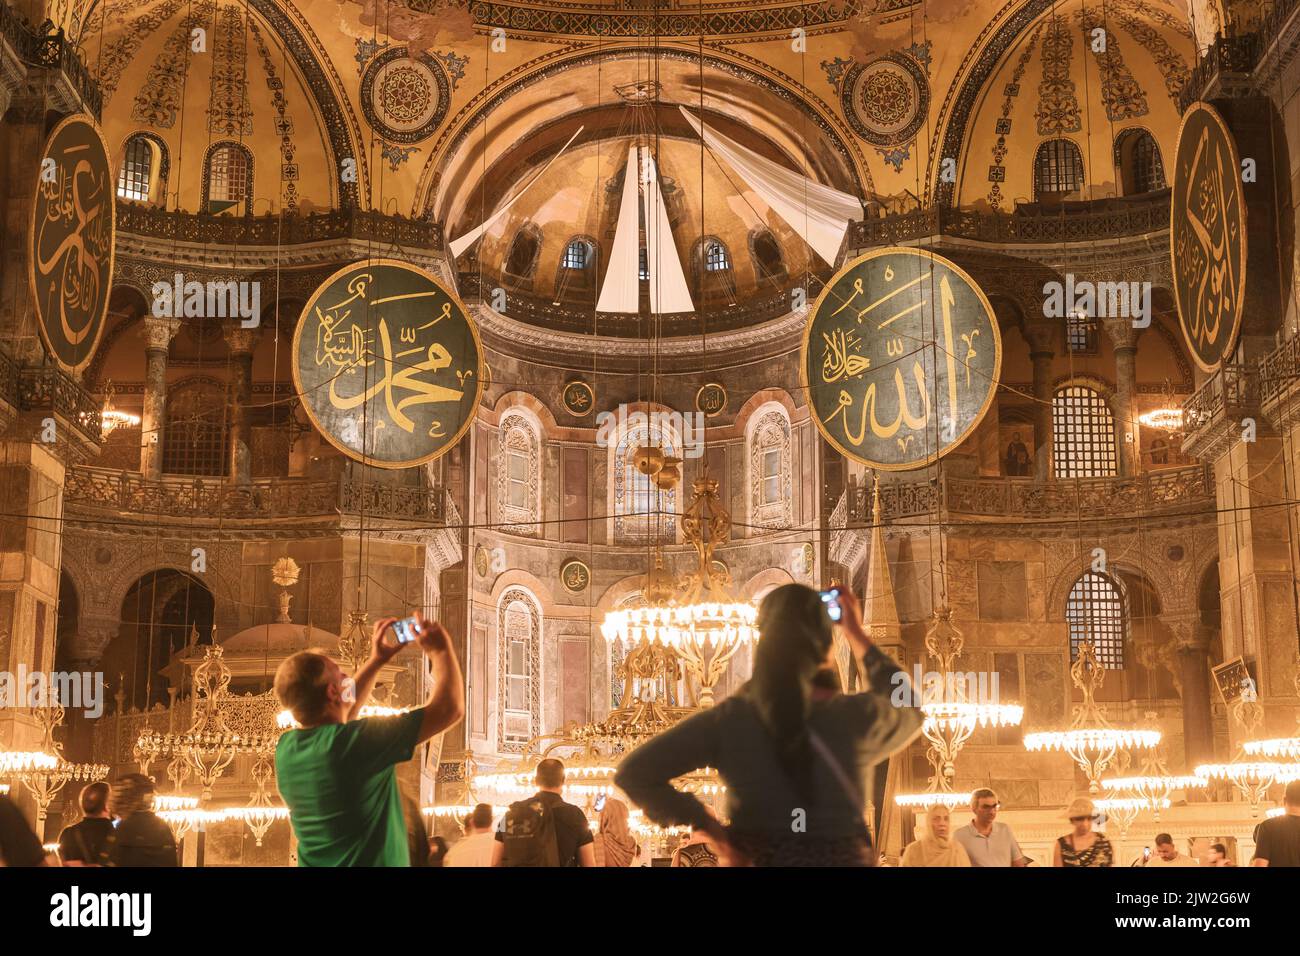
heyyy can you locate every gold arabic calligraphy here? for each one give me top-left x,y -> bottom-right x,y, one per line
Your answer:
1175,114 -> 1242,362
34,128 -> 112,357
809,253 -> 994,465
313,273 -> 470,441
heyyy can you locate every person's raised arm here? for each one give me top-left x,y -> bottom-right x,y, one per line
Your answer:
347,617 -> 400,721
834,588 -> 924,754
412,613 -> 465,745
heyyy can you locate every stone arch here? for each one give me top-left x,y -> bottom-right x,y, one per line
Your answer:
422,45 -> 868,222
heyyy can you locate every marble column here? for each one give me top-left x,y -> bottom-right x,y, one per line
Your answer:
1166,615 -> 1217,771
1103,316 -> 1139,476
1024,325 -> 1056,480
140,315 -> 181,480
223,325 -> 259,484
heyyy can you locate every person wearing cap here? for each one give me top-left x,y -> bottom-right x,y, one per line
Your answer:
952,788 -> 1031,866
1052,797 -> 1113,867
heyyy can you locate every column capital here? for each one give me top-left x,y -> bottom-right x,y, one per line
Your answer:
222,323 -> 261,355
1101,315 -> 1140,352
1023,322 -> 1056,356
141,314 -> 182,352
1163,614 -> 1214,652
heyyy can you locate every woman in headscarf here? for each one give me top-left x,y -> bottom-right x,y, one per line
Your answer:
592,797 -> 638,867
900,804 -> 971,867
615,583 -> 924,866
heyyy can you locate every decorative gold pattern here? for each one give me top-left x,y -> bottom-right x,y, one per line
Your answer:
1171,103 -> 1247,372
29,115 -> 116,373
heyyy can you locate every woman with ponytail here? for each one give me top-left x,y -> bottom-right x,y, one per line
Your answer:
615,583 -> 923,866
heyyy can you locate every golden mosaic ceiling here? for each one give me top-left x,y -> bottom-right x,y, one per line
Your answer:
66,0 -> 1201,256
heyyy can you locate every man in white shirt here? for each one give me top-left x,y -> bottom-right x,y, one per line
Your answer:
1145,833 -> 1198,867
444,804 -> 497,867
952,788 -> 1031,867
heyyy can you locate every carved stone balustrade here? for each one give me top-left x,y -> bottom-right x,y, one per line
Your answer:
62,465 -> 448,529
843,464 -> 1214,529
1180,364 -> 1263,462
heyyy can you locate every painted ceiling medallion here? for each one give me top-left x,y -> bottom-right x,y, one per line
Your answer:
361,47 -> 451,143
841,53 -> 929,148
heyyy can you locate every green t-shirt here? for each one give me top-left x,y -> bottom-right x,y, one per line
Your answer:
276,709 -> 424,867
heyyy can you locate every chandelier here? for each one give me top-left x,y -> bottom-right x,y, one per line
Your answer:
600,475 -> 756,708
895,606 -> 1022,808
0,703 -> 109,827
1196,684 -> 1300,815
135,643 -> 278,801
1023,642 -> 1160,793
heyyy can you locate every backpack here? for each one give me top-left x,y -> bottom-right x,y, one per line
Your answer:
499,797 -> 561,867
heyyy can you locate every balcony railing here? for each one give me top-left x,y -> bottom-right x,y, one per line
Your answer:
0,11 -> 103,117
849,194 -> 1171,248
115,203 -> 443,250
1259,334 -> 1300,407
63,466 -> 448,523
0,350 -> 18,410
18,366 -> 103,443
844,464 -> 1214,524
1182,363 -> 1259,434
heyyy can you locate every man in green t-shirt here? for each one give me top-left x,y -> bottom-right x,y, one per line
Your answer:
274,612 -> 464,866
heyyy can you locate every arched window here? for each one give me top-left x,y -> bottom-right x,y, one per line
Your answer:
497,412 -> 540,535
562,239 -> 589,270
704,239 -> 730,272
162,382 -> 228,477
504,226 -> 541,279
553,237 -> 598,303
747,405 -> 792,531
117,133 -> 166,203
1116,129 -> 1166,195
203,142 -> 251,214
1066,570 -> 1127,669
497,587 -> 541,752
1034,139 -> 1085,198
612,419 -> 677,543
1052,385 -> 1116,478
750,230 -> 786,281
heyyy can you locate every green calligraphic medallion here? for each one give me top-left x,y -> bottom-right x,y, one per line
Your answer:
1171,102 -> 1247,373
29,115 -> 116,373
292,259 -> 483,468
801,247 -> 1001,471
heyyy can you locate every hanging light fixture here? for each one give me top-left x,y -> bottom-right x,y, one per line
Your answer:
600,476 -> 757,707
895,604 -> 1022,808
0,704 -> 109,827
1024,643 -> 1161,792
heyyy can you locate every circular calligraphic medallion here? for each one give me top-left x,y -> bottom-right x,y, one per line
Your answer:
29,114 -> 116,373
801,247 -> 1001,471
360,48 -> 451,143
560,559 -> 591,594
1171,102 -> 1248,372
562,379 -> 595,417
695,382 -> 728,418
292,259 -> 483,468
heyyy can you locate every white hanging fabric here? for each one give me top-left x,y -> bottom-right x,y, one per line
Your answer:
448,125 -> 584,259
678,106 -> 861,267
639,145 -> 695,315
596,145 -> 644,314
